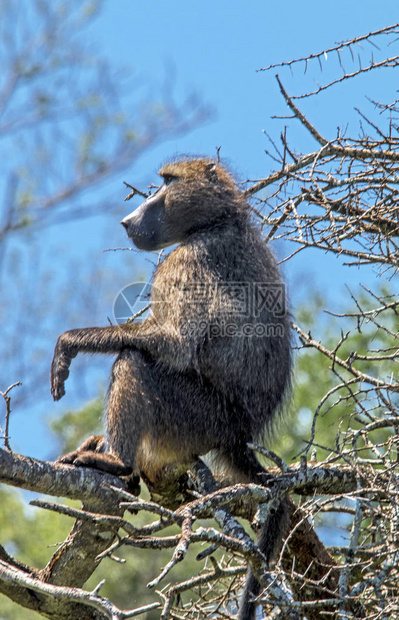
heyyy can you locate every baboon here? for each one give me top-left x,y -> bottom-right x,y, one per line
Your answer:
51,157 -> 292,619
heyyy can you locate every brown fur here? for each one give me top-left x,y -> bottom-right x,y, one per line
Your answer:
51,157 -> 292,618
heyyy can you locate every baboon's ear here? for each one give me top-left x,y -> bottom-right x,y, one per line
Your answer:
205,162 -> 218,182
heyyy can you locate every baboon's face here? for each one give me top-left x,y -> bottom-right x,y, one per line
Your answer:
121,180 -> 172,251
121,159 -> 237,251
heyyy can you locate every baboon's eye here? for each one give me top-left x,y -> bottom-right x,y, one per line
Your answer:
162,174 -> 177,186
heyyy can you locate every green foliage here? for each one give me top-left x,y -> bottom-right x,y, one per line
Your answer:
0,487 -> 72,619
2,398 -> 216,619
49,399 -> 103,454
2,287 -> 396,618
276,286 -> 398,463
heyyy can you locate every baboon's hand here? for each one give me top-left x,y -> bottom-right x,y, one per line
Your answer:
50,333 -> 77,401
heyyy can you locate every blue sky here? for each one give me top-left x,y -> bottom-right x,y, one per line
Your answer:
89,1 -> 398,176
6,1 -> 399,458
88,1 -> 398,293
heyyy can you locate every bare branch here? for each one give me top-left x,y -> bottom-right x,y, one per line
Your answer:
0,560 -> 160,619
0,382 -> 21,450
259,23 -> 399,73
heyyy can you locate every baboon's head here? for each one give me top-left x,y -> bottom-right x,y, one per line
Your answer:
121,157 -> 244,251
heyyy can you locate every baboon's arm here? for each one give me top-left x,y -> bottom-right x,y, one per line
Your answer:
50,322 -> 198,401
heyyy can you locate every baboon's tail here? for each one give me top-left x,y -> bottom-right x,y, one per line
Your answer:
238,496 -> 289,620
